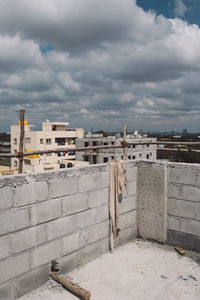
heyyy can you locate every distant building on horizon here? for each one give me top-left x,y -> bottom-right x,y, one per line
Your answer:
11,120 -> 87,173
76,131 -> 157,164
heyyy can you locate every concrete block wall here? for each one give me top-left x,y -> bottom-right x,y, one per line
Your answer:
0,161 -> 137,299
166,163 -> 200,252
136,161 -> 167,243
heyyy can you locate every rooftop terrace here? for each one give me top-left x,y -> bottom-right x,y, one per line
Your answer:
19,240 -> 200,300
0,160 -> 200,299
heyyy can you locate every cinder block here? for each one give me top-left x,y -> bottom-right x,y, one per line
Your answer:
11,224 -> 46,254
126,163 -> 137,183
0,281 -> 15,300
0,208 -> 30,235
15,264 -> 50,298
87,221 -> 109,244
0,187 -> 12,210
100,237 -> 110,254
62,232 -> 80,255
31,239 -> 62,269
78,229 -> 87,248
88,187 -> 108,209
57,251 -> 79,274
168,198 -> 200,221
78,240 -> 102,265
168,168 -> 198,186
49,177 -> 77,199
75,209 -> 96,229
119,195 -> 136,215
13,181 -> 48,207
167,230 -> 200,252
119,210 -> 136,230
0,236 -> 10,259
47,215 -> 75,241
167,215 -> 181,231
118,225 -> 137,245
31,199 -> 61,225
62,193 -> 88,216
168,183 -> 200,202
78,171 -> 109,193
180,218 -> 200,237
95,205 -> 109,223
0,252 -> 30,284
122,182 -> 136,198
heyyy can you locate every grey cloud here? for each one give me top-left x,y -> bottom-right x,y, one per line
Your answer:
0,0 -> 200,132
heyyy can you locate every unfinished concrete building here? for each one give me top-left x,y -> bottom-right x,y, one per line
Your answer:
76,133 -> 157,164
0,160 -> 200,299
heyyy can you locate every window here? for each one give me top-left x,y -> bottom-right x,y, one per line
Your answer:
111,156 -> 114,160
14,138 -> 17,144
132,145 -> 135,148
84,155 -> 89,162
55,138 -> 65,145
146,154 -> 149,159
14,160 -> 18,167
132,155 -> 136,159
103,157 -> 108,163
150,153 -> 152,156
68,150 -> 75,156
24,159 -> 31,165
111,141 -> 114,145
103,142 -> 108,145
84,142 -> 89,147
93,141 -> 97,146
14,149 -> 17,153
146,144 -> 149,147
93,155 -> 97,164
128,156 -> 131,160
46,138 -> 51,144
25,138 -> 31,143
40,139 -> 44,144
139,153 -> 142,157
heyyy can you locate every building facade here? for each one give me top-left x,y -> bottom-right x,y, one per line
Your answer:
11,121 -> 87,173
76,132 -> 157,164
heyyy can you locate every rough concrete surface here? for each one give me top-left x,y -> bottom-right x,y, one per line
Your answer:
19,240 -> 200,300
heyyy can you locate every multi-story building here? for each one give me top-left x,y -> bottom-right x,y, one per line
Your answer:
11,120 -> 87,173
76,131 -> 157,164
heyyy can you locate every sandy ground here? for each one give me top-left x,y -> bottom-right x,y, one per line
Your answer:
19,240 -> 200,300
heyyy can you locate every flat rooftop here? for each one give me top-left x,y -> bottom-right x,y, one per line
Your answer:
19,240 -> 200,300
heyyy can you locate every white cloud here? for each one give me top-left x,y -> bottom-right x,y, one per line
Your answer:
174,0 -> 187,18
0,0 -> 200,131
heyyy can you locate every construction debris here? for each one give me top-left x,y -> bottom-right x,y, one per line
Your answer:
174,246 -> 185,255
50,272 -> 91,300
161,274 -> 168,279
189,274 -> 198,281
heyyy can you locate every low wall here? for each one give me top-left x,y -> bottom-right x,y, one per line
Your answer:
136,161 -> 200,252
0,162 -> 137,299
167,163 -> 200,251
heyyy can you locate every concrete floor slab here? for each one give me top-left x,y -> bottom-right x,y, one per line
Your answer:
19,240 -> 200,300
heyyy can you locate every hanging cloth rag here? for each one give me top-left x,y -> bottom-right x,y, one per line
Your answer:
109,160 -> 127,252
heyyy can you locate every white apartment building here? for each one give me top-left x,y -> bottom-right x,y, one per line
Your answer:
11,121 -> 87,173
76,131 -> 157,164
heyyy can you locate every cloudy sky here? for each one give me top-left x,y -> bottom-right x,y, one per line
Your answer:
0,0 -> 200,132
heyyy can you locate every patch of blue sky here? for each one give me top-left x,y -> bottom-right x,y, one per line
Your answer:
136,0 -> 200,26
40,44 -> 54,53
